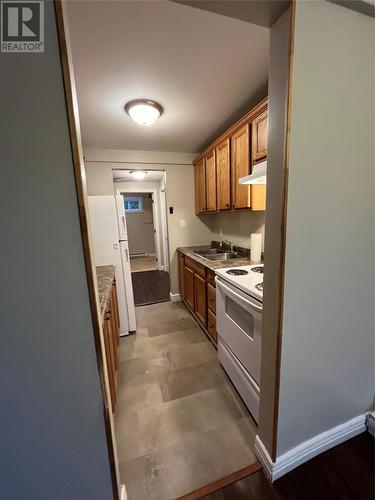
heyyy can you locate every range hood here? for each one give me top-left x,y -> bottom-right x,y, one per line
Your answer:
239,160 -> 267,185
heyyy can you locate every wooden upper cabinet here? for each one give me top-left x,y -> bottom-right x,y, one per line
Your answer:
194,158 -> 206,214
252,109 -> 268,164
231,124 -> 251,209
216,138 -> 231,211
193,98 -> 268,214
205,149 -> 217,212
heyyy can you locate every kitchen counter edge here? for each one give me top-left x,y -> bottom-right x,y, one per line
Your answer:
96,265 -> 116,320
176,246 -> 259,271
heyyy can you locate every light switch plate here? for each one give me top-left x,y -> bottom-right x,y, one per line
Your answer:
180,219 -> 186,227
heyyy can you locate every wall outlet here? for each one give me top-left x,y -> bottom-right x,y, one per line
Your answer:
180,219 -> 186,228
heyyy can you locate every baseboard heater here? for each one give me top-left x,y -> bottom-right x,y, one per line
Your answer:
367,412 -> 375,437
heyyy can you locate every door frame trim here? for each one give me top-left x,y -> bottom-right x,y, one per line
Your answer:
116,186 -> 163,271
54,2 -> 120,498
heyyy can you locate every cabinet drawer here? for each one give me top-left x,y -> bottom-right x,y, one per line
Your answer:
207,269 -> 216,288
207,309 -> 217,342
185,256 -> 206,279
207,283 -> 216,314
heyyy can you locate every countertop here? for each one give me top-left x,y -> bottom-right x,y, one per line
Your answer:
177,245 -> 260,271
96,265 -> 115,320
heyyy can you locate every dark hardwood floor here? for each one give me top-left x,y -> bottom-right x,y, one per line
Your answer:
201,433 -> 374,500
131,270 -> 170,306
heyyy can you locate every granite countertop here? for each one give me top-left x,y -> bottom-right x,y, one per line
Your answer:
96,265 -> 116,320
177,245 -> 261,271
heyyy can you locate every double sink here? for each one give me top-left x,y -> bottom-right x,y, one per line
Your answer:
193,248 -> 239,261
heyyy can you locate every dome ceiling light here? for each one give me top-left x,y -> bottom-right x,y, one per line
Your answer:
124,99 -> 163,126
130,170 -> 147,180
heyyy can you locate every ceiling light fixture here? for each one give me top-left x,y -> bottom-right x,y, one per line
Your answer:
130,170 -> 147,180
125,99 -> 163,126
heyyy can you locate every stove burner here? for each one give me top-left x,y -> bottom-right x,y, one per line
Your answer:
226,269 -> 249,276
251,266 -> 264,274
255,282 -> 264,292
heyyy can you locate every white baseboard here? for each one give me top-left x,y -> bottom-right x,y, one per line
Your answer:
367,411 -> 375,437
120,484 -> 127,500
255,414 -> 367,482
170,292 -> 181,302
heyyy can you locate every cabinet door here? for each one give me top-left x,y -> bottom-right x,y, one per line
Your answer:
111,280 -> 120,345
178,253 -> 185,299
251,109 -> 268,163
194,273 -> 207,327
207,283 -> 216,314
205,149 -> 217,212
207,309 -> 217,342
216,138 -> 231,211
194,158 -> 206,214
184,266 -> 194,310
103,316 -> 116,411
231,124 -> 251,209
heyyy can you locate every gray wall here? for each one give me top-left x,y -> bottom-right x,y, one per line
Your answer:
276,0 -> 374,456
0,3 -> 113,499
125,193 -> 156,255
214,211 -> 265,251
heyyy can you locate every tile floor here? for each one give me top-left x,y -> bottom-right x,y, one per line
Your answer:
115,301 -> 258,500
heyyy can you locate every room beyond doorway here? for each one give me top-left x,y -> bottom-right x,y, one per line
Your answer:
130,255 -> 157,273
114,169 -> 171,307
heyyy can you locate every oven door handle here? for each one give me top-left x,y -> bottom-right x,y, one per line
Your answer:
216,277 -> 263,312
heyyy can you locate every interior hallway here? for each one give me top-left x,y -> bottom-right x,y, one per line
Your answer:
130,255 -> 158,273
115,301 -> 258,500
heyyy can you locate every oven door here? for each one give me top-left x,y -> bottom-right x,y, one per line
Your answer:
216,276 -> 262,385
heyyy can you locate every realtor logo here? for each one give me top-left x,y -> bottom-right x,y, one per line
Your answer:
1,1 -> 44,52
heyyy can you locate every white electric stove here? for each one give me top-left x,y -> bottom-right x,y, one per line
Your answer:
215,264 -> 264,423
215,264 -> 263,302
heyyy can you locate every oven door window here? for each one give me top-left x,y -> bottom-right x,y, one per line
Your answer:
225,296 -> 254,339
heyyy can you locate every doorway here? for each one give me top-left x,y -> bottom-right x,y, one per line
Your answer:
115,170 -> 171,307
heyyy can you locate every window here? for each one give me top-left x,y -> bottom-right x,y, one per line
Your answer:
124,196 -> 143,213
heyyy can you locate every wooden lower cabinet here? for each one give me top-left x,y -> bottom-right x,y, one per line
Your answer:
178,252 -> 217,345
207,283 -> 216,314
194,273 -> 207,326
207,309 -> 217,342
102,278 -> 120,412
184,265 -> 194,311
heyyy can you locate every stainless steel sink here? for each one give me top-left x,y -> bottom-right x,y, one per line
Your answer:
194,248 -> 223,256
193,249 -> 238,261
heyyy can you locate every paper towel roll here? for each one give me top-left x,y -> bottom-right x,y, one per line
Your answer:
250,233 -> 262,262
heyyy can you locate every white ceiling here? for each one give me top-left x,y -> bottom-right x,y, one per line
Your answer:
67,1 -> 269,153
113,169 -> 164,182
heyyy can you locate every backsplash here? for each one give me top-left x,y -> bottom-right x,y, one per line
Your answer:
213,211 -> 266,250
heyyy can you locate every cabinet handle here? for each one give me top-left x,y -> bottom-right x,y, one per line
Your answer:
105,311 -> 112,321
225,203 -> 229,207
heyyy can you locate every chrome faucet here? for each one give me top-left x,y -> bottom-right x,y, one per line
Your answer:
222,239 -> 234,251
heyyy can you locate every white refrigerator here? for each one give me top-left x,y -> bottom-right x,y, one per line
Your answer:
87,195 -> 136,335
